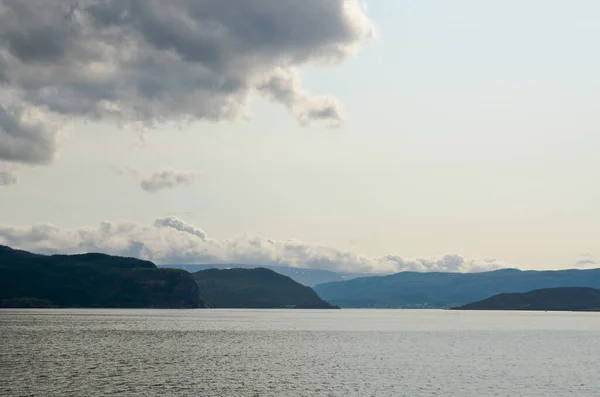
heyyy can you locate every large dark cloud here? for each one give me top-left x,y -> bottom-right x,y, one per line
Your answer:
0,104 -> 56,165
0,0 -> 374,166
0,217 -> 509,274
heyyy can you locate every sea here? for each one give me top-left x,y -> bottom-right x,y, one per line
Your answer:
1,309 -> 599,396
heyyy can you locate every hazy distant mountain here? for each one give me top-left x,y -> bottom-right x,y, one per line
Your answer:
314,268 -> 600,308
454,287 -> 600,311
0,245 -> 207,308
160,264 -> 372,287
192,268 -> 338,309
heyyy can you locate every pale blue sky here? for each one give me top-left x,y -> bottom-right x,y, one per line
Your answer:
1,0 -> 598,270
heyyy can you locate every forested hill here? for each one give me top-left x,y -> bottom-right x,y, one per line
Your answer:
0,245 -> 208,308
160,263 -> 370,287
454,287 -> 600,311
193,268 -> 338,309
314,268 -> 600,308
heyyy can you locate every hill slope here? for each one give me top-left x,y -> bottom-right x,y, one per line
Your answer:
454,287 -> 600,311
0,245 -> 208,308
160,264 -> 370,287
193,268 -> 338,308
314,268 -> 600,308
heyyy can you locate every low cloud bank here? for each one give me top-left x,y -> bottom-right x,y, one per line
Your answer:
0,216 -> 509,274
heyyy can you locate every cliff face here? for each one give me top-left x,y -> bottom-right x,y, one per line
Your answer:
0,245 -> 208,308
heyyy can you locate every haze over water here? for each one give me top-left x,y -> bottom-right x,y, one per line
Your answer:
2,309 -> 599,396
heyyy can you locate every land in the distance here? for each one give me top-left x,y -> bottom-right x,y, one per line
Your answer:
160,263 -> 370,287
6,244 -> 600,311
193,268 -> 337,309
314,268 -> 600,308
454,287 -> 600,311
0,245 -> 336,309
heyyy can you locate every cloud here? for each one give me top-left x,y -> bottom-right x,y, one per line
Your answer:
0,104 -> 57,165
0,161 -> 19,186
140,169 -> 199,192
381,254 -> 503,274
0,217 -> 510,274
257,68 -> 344,127
112,166 -> 199,192
0,0 -> 374,166
573,253 -> 598,268
574,259 -> 597,267
154,216 -> 206,240
0,170 -> 17,186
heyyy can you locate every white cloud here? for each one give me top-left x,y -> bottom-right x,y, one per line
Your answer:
0,161 -> 19,186
0,217 -> 509,274
574,259 -> 597,267
573,253 -> 598,268
154,216 -> 206,240
0,170 -> 17,186
257,68 -> 344,127
140,169 -> 199,192
112,166 -> 199,192
0,0 -> 374,166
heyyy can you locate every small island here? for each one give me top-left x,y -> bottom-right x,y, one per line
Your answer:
453,287 -> 600,311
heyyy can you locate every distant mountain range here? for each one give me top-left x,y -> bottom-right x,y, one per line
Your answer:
314,268 -> 600,308
0,246 -> 337,309
7,244 -> 598,311
454,287 -> 600,311
159,264 -> 371,287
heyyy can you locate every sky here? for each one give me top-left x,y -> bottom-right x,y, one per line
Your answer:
0,0 -> 599,273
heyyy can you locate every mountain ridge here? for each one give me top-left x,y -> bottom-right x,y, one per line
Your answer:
0,245 -> 206,308
192,267 -> 338,309
160,263 -> 372,287
0,245 -> 337,309
454,287 -> 600,311
314,267 -> 600,308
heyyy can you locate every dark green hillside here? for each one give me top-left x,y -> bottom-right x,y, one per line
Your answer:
193,268 -> 338,309
0,245 -> 209,308
454,287 -> 600,311
160,263 -> 370,287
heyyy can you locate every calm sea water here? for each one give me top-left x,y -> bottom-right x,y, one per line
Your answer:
1,309 -> 600,396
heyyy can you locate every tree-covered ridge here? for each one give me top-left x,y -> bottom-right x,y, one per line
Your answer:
314,268 -> 600,308
193,268 -> 338,309
0,246 -> 336,309
454,287 -> 600,311
0,245 -> 207,308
